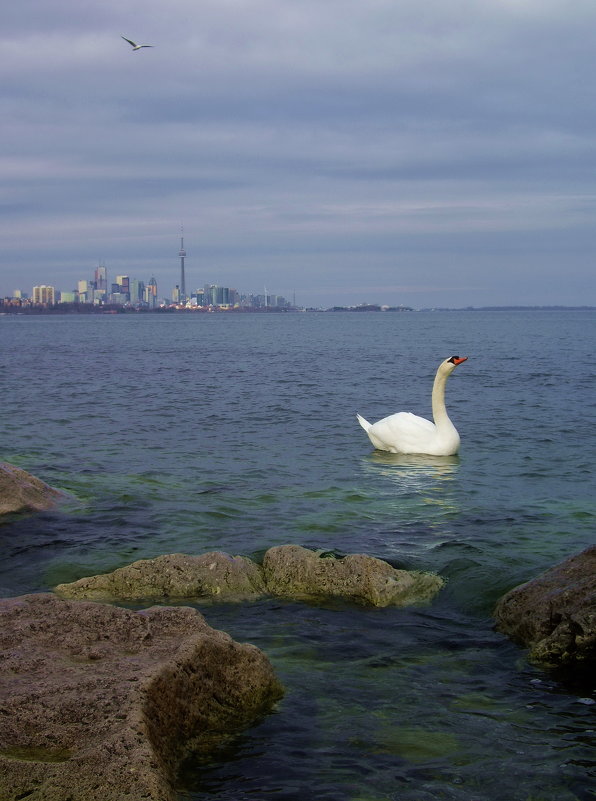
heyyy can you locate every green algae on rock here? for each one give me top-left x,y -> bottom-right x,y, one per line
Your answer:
262,544 -> 445,607
55,545 -> 445,608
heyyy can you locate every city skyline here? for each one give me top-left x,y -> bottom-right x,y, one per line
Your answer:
3,233 -> 295,309
2,1 -> 596,308
4,255 -> 292,310
3,233 -> 595,311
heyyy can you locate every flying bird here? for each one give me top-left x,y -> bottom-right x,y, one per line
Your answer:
357,356 -> 468,456
121,35 -> 154,51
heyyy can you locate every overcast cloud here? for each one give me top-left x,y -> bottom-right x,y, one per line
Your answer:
2,0 -> 596,307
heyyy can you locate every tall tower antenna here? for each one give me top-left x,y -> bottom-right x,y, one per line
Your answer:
178,225 -> 186,302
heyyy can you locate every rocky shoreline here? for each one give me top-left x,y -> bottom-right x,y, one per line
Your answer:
0,462 -> 594,799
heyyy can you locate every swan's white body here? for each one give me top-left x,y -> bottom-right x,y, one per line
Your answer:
121,36 -> 154,50
357,356 -> 467,456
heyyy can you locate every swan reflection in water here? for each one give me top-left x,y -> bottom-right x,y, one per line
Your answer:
365,450 -> 459,479
363,451 -> 460,510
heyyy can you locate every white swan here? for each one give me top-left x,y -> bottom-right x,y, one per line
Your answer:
121,35 -> 154,51
357,356 -> 468,456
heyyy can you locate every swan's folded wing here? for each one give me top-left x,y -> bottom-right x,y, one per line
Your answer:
368,412 -> 436,453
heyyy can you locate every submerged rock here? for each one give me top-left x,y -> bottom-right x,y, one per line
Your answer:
494,545 -> 596,669
55,545 -> 444,608
0,461 -> 63,517
0,593 -> 283,801
263,545 -> 445,607
55,551 -> 268,602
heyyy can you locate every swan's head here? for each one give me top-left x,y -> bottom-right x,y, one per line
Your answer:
441,355 -> 468,375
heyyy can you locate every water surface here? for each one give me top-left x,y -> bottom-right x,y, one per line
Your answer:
1,310 -> 594,800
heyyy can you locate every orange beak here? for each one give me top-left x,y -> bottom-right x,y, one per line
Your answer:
453,357 -> 468,365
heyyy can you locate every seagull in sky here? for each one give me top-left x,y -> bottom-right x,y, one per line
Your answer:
121,35 -> 154,51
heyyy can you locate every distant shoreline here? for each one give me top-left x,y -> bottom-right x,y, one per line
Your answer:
0,304 -> 594,316
416,305 -> 596,312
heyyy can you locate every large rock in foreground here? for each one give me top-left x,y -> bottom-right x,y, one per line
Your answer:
0,462 -> 63,517
263,545 -> 445,607
494,545 -> 596,669
55,545 -> 445,608
0,593 -> 283,801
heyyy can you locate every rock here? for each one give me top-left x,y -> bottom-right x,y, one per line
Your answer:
0,462 -> 63,517
0,593 -> 283,801
55,546 -> 445,608
55,551 -> 268,602
262,545 -> 445,607
494,545 -> 596,668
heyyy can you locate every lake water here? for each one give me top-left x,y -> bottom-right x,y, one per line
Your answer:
1,310 -> 594,800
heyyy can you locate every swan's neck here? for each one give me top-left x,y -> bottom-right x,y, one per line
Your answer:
431,370 -> 454,430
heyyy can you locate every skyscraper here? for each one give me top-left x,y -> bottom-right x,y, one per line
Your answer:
179,229 -> 186,302
94,265 -> 107,292
32,285 -> 55,305
130,279 -> 144,304
115,275 -> 130,298
146,276 -> 158,308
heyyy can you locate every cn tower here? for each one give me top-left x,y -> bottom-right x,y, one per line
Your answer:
179,228 -> 187,301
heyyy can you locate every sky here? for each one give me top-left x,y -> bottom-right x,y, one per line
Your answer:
2,0 -> 596,308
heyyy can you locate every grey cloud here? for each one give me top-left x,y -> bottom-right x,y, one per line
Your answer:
1,0 -> 596,306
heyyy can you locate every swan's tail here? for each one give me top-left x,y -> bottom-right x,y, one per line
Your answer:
356,413 -> 371,432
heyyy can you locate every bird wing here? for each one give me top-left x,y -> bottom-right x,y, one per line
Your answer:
121,36 -> 137,47
368,412 -> 437,453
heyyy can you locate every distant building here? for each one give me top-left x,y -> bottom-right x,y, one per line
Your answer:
32,285 -> 55,305
145,277 -> 158,308
77,280 -> 93,304
267,294 -> 289,308
59,291 -> 77,303
179,233 -> 187,302
114,275 -> 130,302
94,265 -> 108,292
204,284 -> 230,306
130,279 -> 145,304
